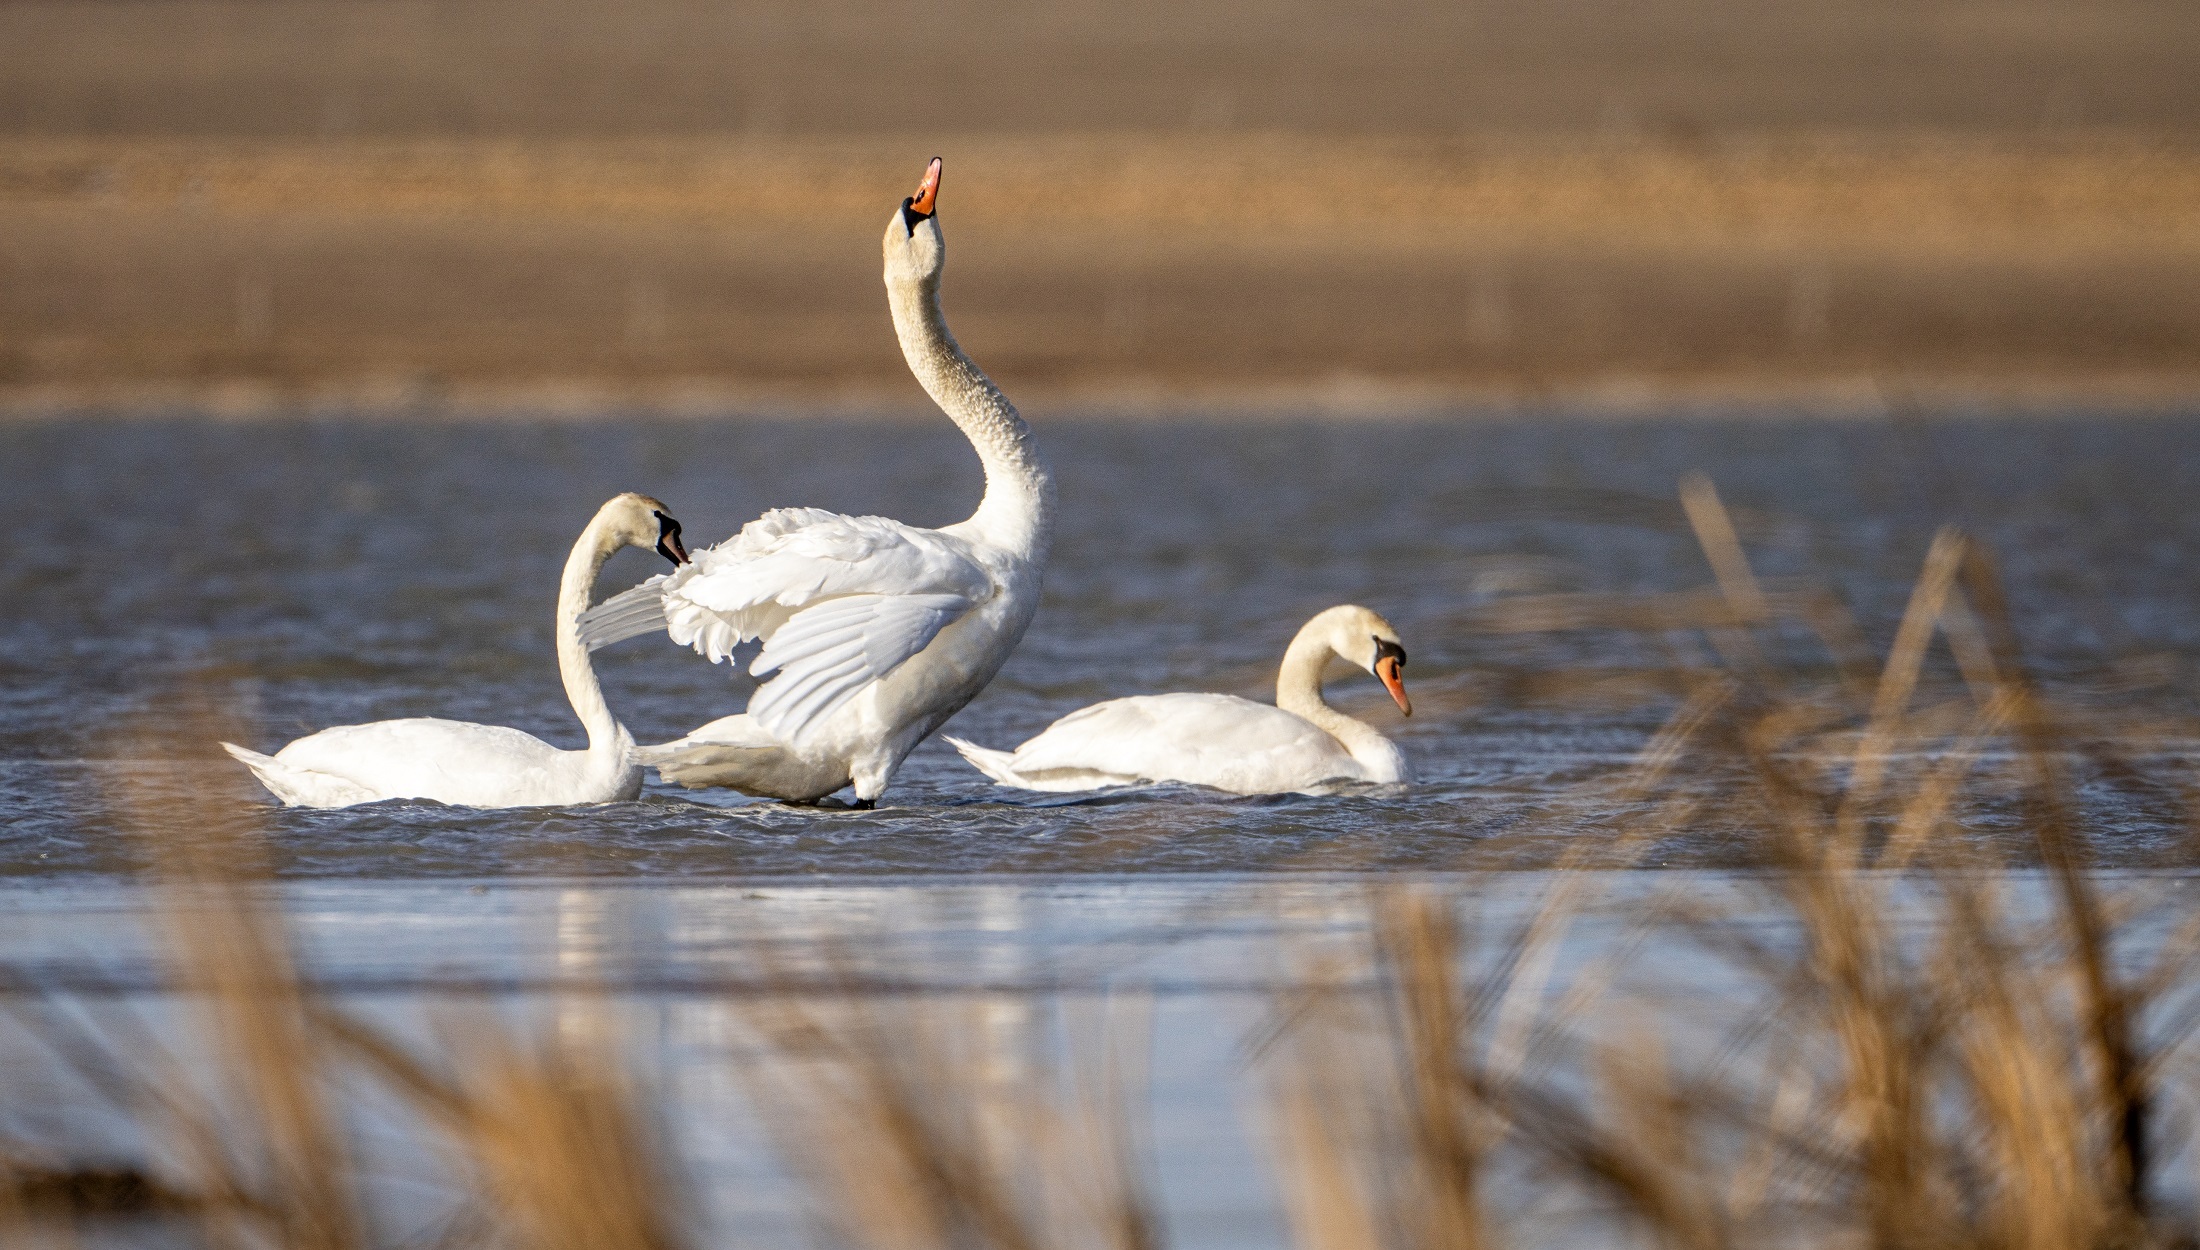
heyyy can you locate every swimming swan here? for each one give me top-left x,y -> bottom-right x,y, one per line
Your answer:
948,605 -> 1413,795
579,158 -> 1054,806
222,494 -> 690,809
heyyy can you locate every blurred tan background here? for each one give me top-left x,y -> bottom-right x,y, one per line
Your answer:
3,0 -> 2198,411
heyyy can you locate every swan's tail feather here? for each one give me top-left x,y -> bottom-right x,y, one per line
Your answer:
221,741 -> 277,770
636,716 -> 776,765
945,737 -> 1141,794
643,740 -> 777,790
220,742 -> 377,809
638,715 -> 788,790
578,577 -> 671,651
945,736 -> 1029,788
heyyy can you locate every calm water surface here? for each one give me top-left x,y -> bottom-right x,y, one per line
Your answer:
7,412 -> 2200,1243
3,411 -> 2198,876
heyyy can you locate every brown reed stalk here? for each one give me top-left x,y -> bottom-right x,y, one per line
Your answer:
24,700 -> 696,1250
738,976 -> 1162,1250
1956,542 -> 2152,1226
104,718 -> 368,1250
1372,890 -> 1490,1250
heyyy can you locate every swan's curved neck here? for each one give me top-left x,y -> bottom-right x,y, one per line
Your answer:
887,274 -> 1053,555
1276,626 -> 1393,769
555,520 -> 629,757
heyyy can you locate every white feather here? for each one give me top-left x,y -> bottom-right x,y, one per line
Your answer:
604,177 -> 1056,803
950,694 -> 1376,796
578,576 -> 672,651
627,510 -> 996,751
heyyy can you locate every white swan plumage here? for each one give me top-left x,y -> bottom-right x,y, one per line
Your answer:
582,158 -> 1054,805
222,494 -> 691,809
948,605 -> 1414,796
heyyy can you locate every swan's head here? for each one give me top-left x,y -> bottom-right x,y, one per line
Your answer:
1317,604 -> 1412,716
600,492 -> 690,566
882,156 -> 946,288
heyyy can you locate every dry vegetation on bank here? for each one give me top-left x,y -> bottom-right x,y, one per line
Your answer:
4,0 -> 2198,411
6,136 -> 2200,410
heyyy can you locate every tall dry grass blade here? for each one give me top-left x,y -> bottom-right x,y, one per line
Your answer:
1678,473 -> 1771,675
742,971 -> 1161,1250
1372,889 -> 1489,1250
1272,1080 -> 1383,1250
1678,474 -> 1770,626
83,698 -> 693,1250
454,1029 -> 688,1250
1069,997 -> 1166,1250
105,706 -> 368,1250
1932,875 -> 2118,1250
1265,950 -> 1388,1250
1957,542 -> 2153,1222
1877,688 -> 2018,870
1591,1021 -> 1728,1250
319,996 -> 693,1250
1480,681 -> 1734,1082
1782,871 -> 1941,1246
1833,526 -> 1968,861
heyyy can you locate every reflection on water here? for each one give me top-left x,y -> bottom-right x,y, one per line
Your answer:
2,412 -> 2198,875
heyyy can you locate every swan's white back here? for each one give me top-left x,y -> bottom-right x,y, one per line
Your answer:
951,693 -> 1383,795
225,718 -> 638,809
948,605 -> 1413,797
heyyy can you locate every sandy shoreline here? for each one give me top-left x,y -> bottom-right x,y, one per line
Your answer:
7,136 -> 2198,410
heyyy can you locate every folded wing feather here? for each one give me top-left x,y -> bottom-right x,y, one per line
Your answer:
586,508 -> 997,747
747,592 -> 972,745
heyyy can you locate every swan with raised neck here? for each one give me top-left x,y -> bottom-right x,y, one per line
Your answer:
885,156 -> 1054,554
594,159 -> 1058,805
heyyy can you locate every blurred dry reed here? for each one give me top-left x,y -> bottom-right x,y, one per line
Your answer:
4,478 -> 2198,1249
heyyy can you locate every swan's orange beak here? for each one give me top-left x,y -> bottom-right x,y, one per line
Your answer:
909,157 -> 942,217
1376,655 -> 1411,716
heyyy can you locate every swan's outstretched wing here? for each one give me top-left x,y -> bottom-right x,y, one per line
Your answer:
598,507 -> 996,747
578,576 -> 671,650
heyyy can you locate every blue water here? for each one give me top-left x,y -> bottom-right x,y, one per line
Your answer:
3,411 -> 2198,875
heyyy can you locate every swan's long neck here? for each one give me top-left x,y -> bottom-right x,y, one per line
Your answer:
1276,625 -> 1394,769
555,519 -> 628,757
887,274 -> 1053,556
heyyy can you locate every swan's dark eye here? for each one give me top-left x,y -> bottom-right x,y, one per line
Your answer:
1373,638 -> 1407,667
900,199 -> 930,236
